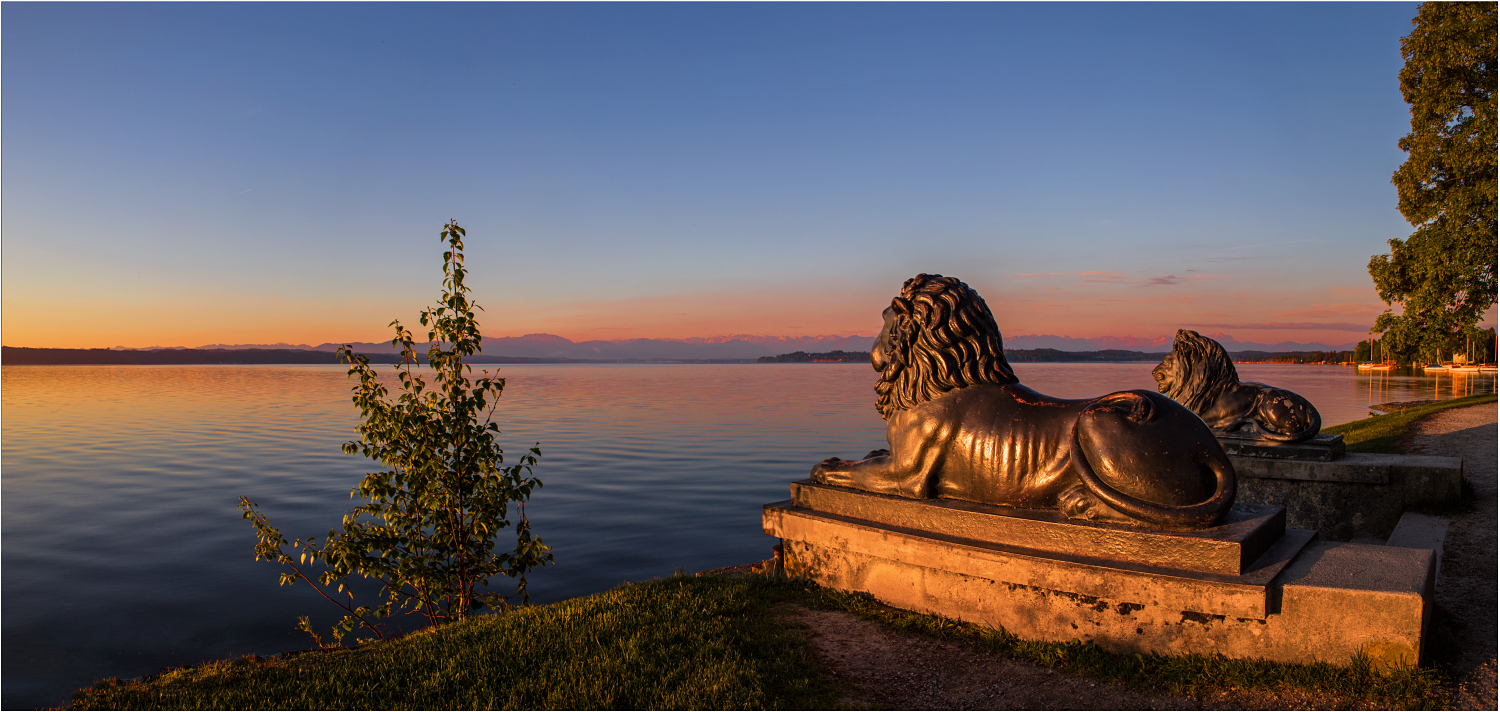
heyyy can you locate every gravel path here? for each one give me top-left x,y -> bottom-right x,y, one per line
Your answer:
777,402 -> 1498,709
1399,403 -> 1498,710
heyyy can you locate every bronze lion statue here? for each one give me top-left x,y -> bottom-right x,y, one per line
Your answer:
811,274 -> 1236,530
1152,329 -> 1321,443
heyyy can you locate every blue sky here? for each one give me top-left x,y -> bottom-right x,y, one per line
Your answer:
6,2 -> 1465,349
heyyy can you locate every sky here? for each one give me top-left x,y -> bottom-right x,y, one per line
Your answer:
5,2 -> 1487,350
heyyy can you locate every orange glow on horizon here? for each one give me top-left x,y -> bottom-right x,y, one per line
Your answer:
5,280 -> 1493,351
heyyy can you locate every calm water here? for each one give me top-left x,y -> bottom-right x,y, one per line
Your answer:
3,362 -> 1494,708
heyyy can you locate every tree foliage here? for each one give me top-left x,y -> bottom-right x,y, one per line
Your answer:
240,220 -> 551,647
1369,2 -> 1497,363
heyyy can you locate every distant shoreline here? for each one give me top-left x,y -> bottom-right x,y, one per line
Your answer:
5,345 -> 1355,366
758,347 -> 1356,365
0,347 -> 758,366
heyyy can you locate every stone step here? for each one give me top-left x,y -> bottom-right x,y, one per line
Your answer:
1385,511 -> 1450,578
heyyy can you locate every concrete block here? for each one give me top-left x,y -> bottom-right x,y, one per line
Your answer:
1385,512 -> 1450,579
766,496 -> 1434,669
1233,453 -> 1463,540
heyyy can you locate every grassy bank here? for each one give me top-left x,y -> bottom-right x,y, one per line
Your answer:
74,572 -> 1451,710
73,574 -> 838,710
1324,392 -> 1496,453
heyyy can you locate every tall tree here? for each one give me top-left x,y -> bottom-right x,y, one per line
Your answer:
1369,2 -> 1497,363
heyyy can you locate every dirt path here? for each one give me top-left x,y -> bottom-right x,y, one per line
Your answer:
780,604 -> 1379,710
776,402 -> 1497,710
1399,403 -> 1498,710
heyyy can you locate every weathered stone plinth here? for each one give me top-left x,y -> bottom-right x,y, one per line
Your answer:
764,481 -> 1435,668
1232,453 -> 1463,540
1216,432 -> 1345,461
789,479 -> 1286,576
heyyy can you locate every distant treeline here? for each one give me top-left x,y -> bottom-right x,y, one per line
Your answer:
758,350 -> 870,363
0,347 -> 756,366
2,347 -> 409,365
1003,349 -> 1161,362
5,346 -> 1359,366
1008,349 -> 1360,364
760,349 -> 1166,363
757,347 -> 1360,365
1232,350 -> 1356,364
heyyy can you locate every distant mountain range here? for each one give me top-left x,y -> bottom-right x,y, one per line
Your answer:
8,331 -> 1361,366
1002,333 -> 1357,353
191,334 -> 879,361
186,332 -> 1356,359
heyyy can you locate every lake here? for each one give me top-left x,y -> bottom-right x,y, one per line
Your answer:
3,361 -> 1494,708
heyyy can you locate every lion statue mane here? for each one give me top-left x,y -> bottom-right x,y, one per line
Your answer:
813,274 -> 1237,530
1153,329 -> 1321,443
873,272 -> 1017,419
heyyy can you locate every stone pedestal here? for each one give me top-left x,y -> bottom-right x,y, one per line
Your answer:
1232,453 -> 1463,540
764,480 -> 1434,669
1216,432 -> 1345,461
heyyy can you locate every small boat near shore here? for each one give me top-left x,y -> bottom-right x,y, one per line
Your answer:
1423,364 -> 1449,373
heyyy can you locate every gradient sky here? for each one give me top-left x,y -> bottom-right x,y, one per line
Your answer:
5,2 -> 1487,350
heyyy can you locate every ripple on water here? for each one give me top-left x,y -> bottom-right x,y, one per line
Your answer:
3,362 -> 1494,709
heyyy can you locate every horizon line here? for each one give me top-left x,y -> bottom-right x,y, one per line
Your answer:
0,329 -> 1393,353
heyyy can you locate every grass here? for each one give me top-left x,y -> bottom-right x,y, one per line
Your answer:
72,574 -> 839,711
1323,392 -> 1496,453
74,572 -> 1454,711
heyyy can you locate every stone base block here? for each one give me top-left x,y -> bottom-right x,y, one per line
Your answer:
789,479 -> 1285,576
765,499 -> 1434,669
1233,453 -> 1463,540
1218,432 -> 1345,461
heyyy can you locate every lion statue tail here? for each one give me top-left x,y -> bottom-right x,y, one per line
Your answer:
1068,391 -> 1236,530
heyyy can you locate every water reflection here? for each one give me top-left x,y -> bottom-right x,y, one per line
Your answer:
1356,366 -> 1494,409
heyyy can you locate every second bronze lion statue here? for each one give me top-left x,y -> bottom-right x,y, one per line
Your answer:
1152,329 -> 1322,443
812,274 -> 1236,530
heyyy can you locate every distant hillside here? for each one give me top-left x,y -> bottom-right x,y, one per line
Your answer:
755,348 -> 1165,363
756,347 -> 1358,365
0,347 -> 757,366
190,334 -> 879,361
757,350 -> 870,363
1004,348 -> 1163,362
1006,348 -> 1355,364
187,332 -> 1357,359
1,347 -> 406,365
1002,333 -> 1358,353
